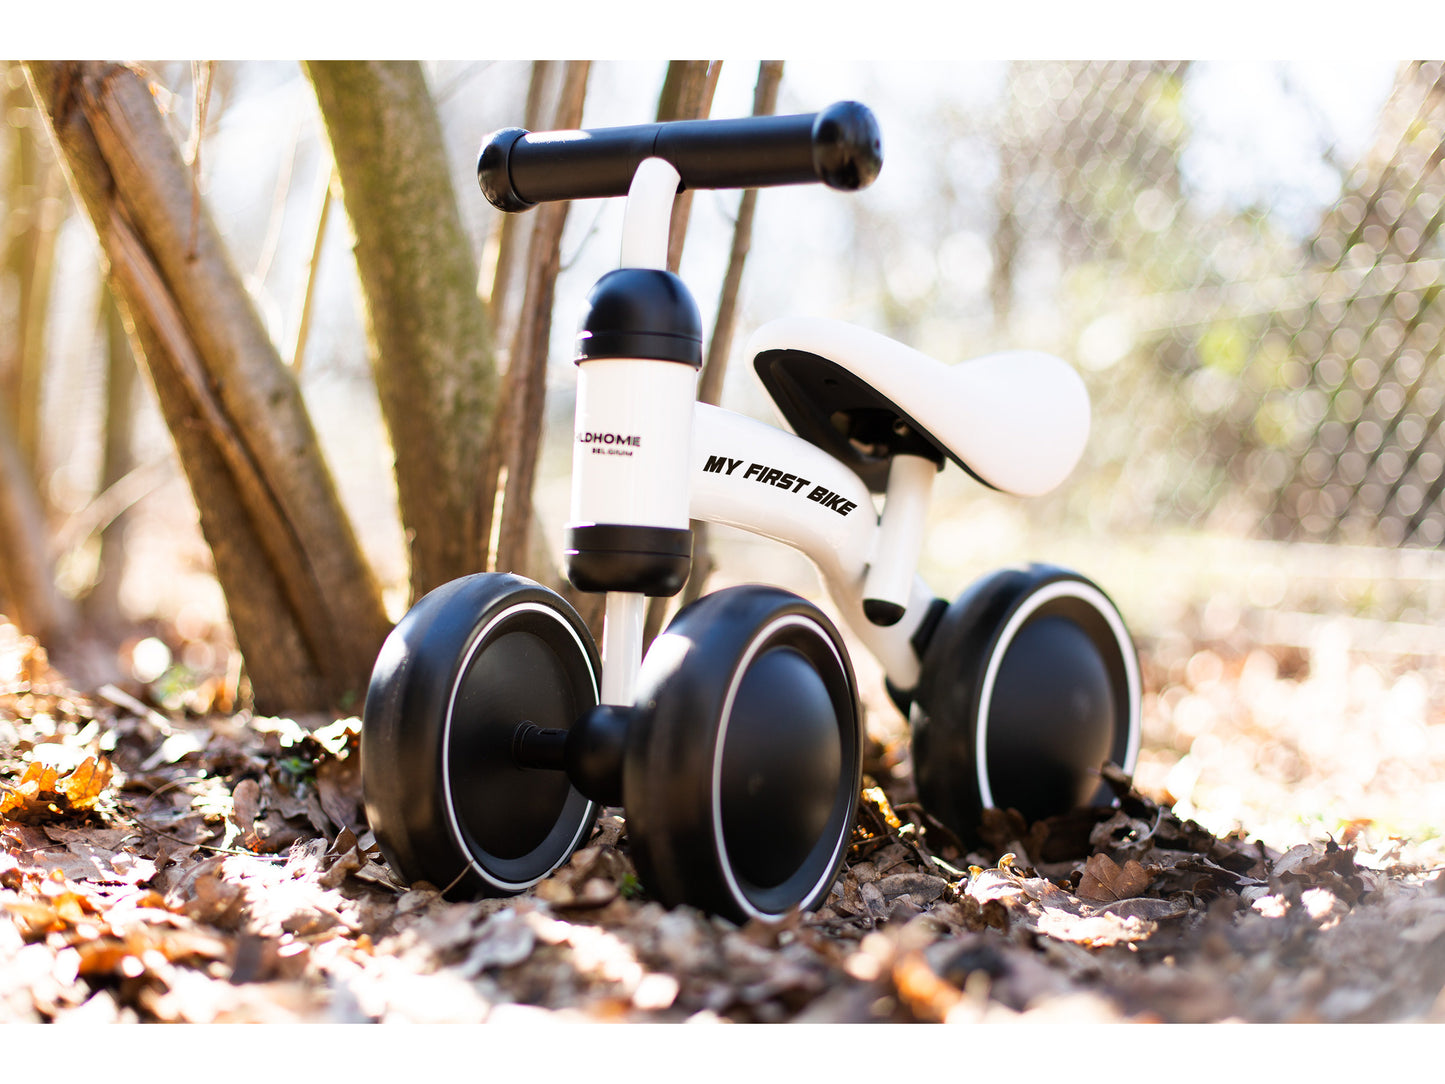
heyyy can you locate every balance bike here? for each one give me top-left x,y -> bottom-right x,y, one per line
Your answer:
361,102 -> 1142,924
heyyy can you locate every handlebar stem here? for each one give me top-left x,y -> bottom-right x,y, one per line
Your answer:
620,158 -> 682,271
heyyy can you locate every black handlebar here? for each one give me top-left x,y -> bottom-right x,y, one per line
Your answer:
477,101 -> 882,212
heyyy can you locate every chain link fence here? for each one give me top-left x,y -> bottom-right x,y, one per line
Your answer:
1041,62 -> 1442,550
845,61 -> 1445,561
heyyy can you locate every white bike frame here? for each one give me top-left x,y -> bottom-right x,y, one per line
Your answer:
576,159 -> 935,706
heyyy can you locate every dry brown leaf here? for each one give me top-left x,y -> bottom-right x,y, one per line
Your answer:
318,830 -> 365,889
860,786 -> 903,831
316,754 -> 362,835
58,757 -> 112,809
3,872 -> 102,940
1096,897 -> 1189,922
1,760 -> 60,820
1034,907 -> 1155,947
229,778 -> 262,849
0,850 -> 22,889
1077,853 -> 1152,902
1,756 -> 114,823
230,779 -> 260,829
74,923 -> 229,978
892,950 -> 962,1022
1271,839 -> 1366,904
876,872 -> 948,905
965,867 -> 1029,907
2,896 -> 70,937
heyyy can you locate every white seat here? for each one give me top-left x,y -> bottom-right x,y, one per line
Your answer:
745,316 -> 1090,498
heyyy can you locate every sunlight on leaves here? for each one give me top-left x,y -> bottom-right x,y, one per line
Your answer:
1,755 -> 113,823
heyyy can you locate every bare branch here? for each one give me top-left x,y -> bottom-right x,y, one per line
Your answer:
494,61 -> 591,576
655,61 -> 723,273
682,62 -> 786,609
0,398 -> 74,646
290,165 -> 334,374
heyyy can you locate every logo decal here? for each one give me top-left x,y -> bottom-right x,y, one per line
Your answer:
702,454 -> 857,516
579,431 -> 641,457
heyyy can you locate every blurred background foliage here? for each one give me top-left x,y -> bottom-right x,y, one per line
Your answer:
3,59 -> 1445,699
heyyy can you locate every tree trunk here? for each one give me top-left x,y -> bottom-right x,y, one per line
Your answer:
2,66 -> 65,473
492,61 -> 591,577
81,286 -> 139,633
655,62 -> 723,273
695,64 -> 782,409
484,61 -> 555,359
476,61 -> 554,575
683,61 -> 784,610
27,61 -> 390,712
0,401 -> 73,645
305,61 -> 499,603
644,61 -> 723,644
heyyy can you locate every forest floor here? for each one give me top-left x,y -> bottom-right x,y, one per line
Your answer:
3,611 -> 1445,1028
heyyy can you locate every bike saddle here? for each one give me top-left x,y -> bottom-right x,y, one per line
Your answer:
748,316 -> 1089,497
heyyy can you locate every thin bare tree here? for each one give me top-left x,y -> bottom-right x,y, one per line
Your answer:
0,404 -> 73,647
80,286 -> 139,634
27,61 -> 391,711
305,61 -> 500,605
683,61 -> 785,609
1,64 -> 66,474
490,61 -> 591,578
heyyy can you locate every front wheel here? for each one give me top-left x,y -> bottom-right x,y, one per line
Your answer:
910,564 -> 1141,841
623,586 -> 863,924
361,573 -> 601,898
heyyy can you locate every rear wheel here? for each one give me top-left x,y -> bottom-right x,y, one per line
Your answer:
910,565 -> 1140,840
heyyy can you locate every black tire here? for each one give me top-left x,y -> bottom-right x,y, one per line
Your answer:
623,585 -> 862,924
361,573 -> 600,898
910,564 -> 1141,840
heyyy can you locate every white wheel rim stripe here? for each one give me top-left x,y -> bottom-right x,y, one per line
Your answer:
710,614 -> 852,922
973,580 -> 1141,811
441,601 -> 599,892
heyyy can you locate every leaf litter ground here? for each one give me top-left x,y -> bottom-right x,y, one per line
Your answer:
3,616 -> 1445,1024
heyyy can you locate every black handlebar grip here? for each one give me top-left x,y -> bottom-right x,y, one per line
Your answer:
477,101 -> 881,212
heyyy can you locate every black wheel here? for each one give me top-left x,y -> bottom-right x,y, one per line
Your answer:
910,564 -> 1140,840
361,573 -> 601,898
623,585 -> 862,924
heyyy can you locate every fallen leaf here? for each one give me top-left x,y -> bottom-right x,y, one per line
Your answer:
1271,840 -> 1366,904
1096,897 -> 1189,922
318,832 -> 365,890
1035,907 -> 1155,947
460,909 -> 538,975
892,950 -> 962,1022
230,778 -> 261,848
1,756 -> 114,823
1,760 -> 60,820
316,755 -> 362,835
1077,853 -> 1152,902
860,786 -> 903,831
877,872 -> 948,905
59,756 -> 113,811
